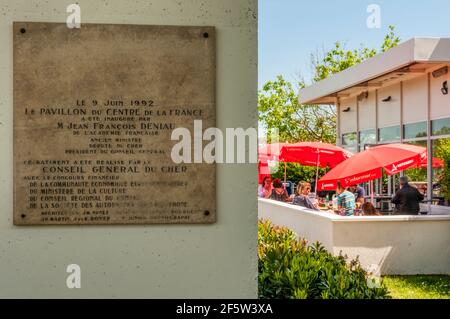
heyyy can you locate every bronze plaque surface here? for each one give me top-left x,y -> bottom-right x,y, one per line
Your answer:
13,22 -> 216,225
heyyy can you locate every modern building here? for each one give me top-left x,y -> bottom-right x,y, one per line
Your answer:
298,37 -> 450,215
259,38 -> 450,275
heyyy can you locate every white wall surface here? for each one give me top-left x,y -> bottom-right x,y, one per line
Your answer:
259,199 -> 450,275
358,91 -> 376,131
339,97 -> 357,134
258,199 -> 334,250
378,83 -> 401,128
0,0 -> 258,298
403,75 -> 428,124
430,65 -> 450,120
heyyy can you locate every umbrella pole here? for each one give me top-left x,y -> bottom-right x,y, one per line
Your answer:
284,161 -> 287,189
315,148 -> 320,195
370,180 -> 374,205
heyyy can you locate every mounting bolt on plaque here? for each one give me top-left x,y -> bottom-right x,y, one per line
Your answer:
204,210 -> 210,216
20,28 -> 26,34
203,32 -> 209,38
21,214 -> 26,218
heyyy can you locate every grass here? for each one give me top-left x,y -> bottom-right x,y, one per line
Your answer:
383,275 -> 450,299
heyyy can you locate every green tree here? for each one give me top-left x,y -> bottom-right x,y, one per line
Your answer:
259,25 -> 401,144
258,76 -> 336,143
312,25 -> 400,82
258,26 -> 401,182
270,162 -> 327,188
433,138 -> 450,203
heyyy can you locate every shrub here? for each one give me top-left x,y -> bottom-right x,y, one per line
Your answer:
258,219 -> 391,299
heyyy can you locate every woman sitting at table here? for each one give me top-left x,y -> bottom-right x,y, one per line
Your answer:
270,178 -> 290,202
292,181 -> 319,210
258,176 -> 273,199
361,202 -> 381,216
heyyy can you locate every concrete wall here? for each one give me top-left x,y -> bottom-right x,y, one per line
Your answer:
358,91 -> 376,131
340,97 -> 357,134
403,75 -> 428,124
378,83 -> 401,128
431,64 -> 450,120
259,199 -> 450,275
258,199 -> 334,250
0,0 -> 258,298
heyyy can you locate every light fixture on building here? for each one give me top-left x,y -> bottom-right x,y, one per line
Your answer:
432,66 -> 448,78
382,96 -> 392,102
442,81 -> 448,95
357,91 -> 368,101
342,107 -> 351,112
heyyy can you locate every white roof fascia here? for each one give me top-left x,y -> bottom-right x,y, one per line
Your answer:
298,38 -> 450,105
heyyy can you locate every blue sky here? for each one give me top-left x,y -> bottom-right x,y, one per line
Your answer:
259,0 -> 450,88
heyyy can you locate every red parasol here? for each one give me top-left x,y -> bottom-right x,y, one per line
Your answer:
258,143 -> 286,160
417,156 -> 444,169
318,143 -> 428,191
258,142 -> 352,192
279,142 -> 353,168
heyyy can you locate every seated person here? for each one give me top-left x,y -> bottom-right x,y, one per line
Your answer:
336,181 -> 356,216
361,202 -> 381,216
270,178 -> 290,202
292,182 -> 319,210
258,176 -> 272,199
348,184 -> 365,206
391,176 -> 424,215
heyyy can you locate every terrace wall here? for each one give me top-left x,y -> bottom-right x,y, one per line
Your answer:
259,198 -> 450,275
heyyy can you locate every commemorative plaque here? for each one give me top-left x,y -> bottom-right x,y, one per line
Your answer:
13,22 -> 216,225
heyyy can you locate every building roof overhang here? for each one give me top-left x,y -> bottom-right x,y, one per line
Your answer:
298,38 -> 450,105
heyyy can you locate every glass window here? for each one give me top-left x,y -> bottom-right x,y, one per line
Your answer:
403,121 -> 427,139
378,125 -> 400,143
432,117 -> 450,136
403,141 -> 428,208
432,138 -> 450,209
359,129 -> 376,149
343,145 -> 358,154
342,132 -> 357,146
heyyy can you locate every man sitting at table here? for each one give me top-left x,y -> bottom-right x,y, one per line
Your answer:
391,176 -> 424,215
349,184 -> 365,205
336,181 -> 356,216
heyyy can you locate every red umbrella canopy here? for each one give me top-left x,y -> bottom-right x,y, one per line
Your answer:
279,142 -> 353,168
258,143 -> 286,184
417,156 -> 444,169
318,143 -> 428,191
258,143 -> 286,160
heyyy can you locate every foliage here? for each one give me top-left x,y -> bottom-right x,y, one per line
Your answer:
381,25 -> 402,53
438,145 -> 450,201
312,25 -> 400,82
258,76 -> 336,144
258,220 -> 391,299
404,167 -> 427,183
383,275 -> 450,299
270,162 -> 327,186
258,26 -> 400,144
